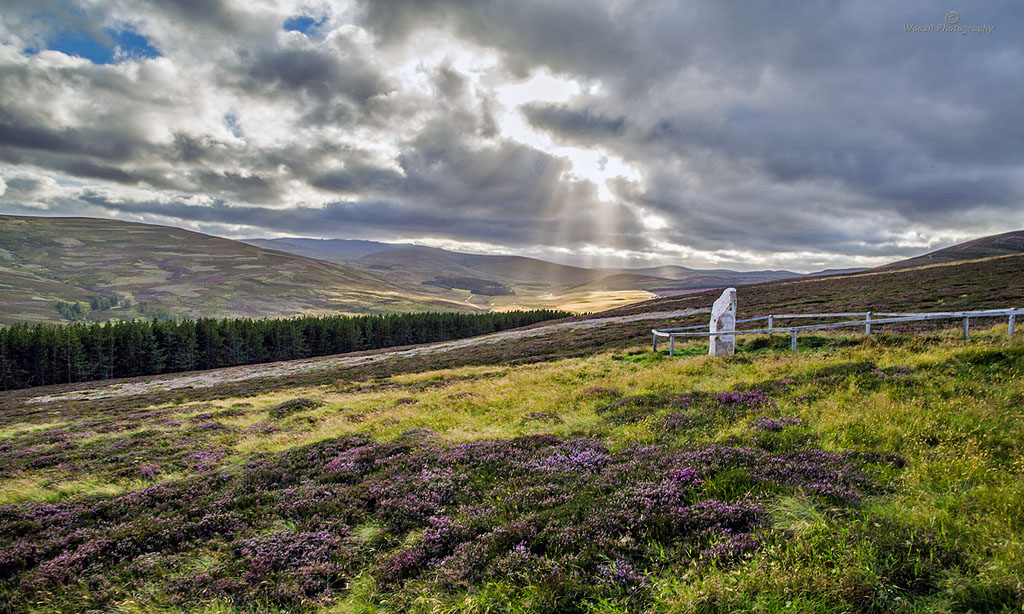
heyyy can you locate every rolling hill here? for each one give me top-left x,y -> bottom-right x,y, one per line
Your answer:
249,239 -> 612,285
611,251 -> 1024,319
2,223 -> 1023,614
242,237 -> 418,261
878,230 -> 1024,269
6,217 -> 1021,326
251,236 -> 801,307
0,215 -> 474,324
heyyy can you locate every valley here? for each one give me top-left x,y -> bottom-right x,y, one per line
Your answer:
1,232 -> 1023,613
2,3 -> 1021,611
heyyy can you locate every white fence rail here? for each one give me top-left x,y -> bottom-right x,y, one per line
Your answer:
652,308 -> 1021,356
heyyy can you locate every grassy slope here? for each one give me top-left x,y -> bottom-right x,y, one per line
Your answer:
0,216 -> 473,324
243,238 -> 412,261
3,252 -> 1019,414
1,329 -> 1022,613
609,253 -> 1024,318
1,254 -> 1024,612
879,230 -> 1024,270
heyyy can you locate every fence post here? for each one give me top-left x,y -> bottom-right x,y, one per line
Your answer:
790,331 -> 798,354
963,317 -> 970,340
767,314 -> 774,335
865,311 -> 871,336
1010,312 -> 1016,336
669,334 -> 675,357
653,332 -> 658,352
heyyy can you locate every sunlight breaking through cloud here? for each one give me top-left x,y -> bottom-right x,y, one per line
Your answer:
0,0 -> 1021,270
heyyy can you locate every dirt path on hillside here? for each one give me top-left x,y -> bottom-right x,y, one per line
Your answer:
26,308 -> 708,404
463,295 -> 489,310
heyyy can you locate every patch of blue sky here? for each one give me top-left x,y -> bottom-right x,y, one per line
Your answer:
225,114 -> 245,138
110,29 -> 161,62
283,15 -> 327,35
29,27 -> 160,64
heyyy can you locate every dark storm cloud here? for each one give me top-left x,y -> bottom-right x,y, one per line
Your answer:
235,40 -> 391,107
60,160 -> 138,184
74,192 -> 543,244
0,121 -> 282,203
171,132 -> 212,163
0,124 -> 279,201
0,146 -> 167,189
190,171 -> 275,201
634,96 -> 1023,217
356,0 -> 631,77
490,0 -> 1024,260
0,113 -> 138,161
397,124 -> 569,214
523,104 -> 626,144
311,165 -> 404,193
1,0 -> 1022,268
145,0 -> 244,33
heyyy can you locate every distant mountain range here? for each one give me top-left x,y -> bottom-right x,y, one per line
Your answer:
245,237 -> 801,298
2,214 -> 1021,324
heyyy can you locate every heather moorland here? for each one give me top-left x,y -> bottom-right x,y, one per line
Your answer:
1,321 -> 1022,613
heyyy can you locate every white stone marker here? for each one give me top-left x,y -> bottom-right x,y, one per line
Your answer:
708,287 -> 737,356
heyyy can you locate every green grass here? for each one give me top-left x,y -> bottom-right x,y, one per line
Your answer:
1,325 -> 1022,611
3,229 -> 1023,612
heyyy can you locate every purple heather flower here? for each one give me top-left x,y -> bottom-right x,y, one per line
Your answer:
751,416 -> 804,431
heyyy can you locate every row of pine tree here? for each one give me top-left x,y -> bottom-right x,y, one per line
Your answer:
0,310 -> 569,391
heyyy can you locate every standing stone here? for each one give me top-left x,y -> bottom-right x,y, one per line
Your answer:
708,287 -> 737,356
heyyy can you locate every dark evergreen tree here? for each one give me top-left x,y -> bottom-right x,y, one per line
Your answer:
0,309 -> 568,390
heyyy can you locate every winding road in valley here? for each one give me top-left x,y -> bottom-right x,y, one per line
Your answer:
26,308 -> 708,404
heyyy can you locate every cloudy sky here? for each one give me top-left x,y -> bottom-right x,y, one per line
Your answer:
0,1 -> 1021,271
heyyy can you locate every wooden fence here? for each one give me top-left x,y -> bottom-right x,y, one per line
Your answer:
652,308 -> 1021,355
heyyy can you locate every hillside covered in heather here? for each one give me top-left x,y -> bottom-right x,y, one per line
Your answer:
1,248 -> 1022,613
